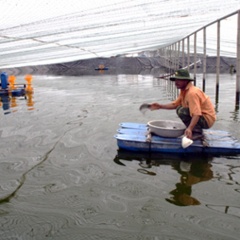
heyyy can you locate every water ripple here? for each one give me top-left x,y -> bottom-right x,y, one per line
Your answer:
1,74 -> 240,239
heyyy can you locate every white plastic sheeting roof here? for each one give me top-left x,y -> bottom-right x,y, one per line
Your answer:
0,0 -> 240,69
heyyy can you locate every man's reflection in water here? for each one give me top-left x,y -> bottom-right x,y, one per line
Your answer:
166,159 -> 213,206
113,150 -> 214,207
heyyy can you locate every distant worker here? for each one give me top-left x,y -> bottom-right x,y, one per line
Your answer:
150,69 -> 216,139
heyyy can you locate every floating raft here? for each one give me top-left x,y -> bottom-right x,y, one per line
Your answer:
114,122 -> 240,155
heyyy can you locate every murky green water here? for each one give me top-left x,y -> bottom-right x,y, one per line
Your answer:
0,73 -> 239,239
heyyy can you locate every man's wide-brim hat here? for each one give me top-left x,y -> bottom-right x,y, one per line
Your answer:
170,69 -> 194,81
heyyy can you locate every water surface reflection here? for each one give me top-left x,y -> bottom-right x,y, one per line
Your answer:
114,150 -> 214,206
0,73 -> 240,239
0,90 -> 34,114
166,160 -> 213,206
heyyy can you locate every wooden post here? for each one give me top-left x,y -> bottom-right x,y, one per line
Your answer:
236,10 -> 240,107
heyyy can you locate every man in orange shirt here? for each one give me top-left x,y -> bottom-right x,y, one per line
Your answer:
150,69 -> 216,139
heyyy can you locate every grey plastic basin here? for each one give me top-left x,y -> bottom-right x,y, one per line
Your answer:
148,120 -> 186,138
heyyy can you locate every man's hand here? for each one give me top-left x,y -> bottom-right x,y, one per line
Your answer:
150,103 -> 161,110
184,128 -> 193,139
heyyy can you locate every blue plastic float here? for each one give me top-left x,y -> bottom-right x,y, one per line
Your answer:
114,122 -> 240,155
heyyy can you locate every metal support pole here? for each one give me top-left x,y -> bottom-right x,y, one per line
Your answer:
203,27 -> 207,91
168,46 -> 171,70
172,44 -> 175,70
164,47 -> 167,67
175,43 -> 177,70
182,39 -> 185,68
236,10 -> 240,107
169,45 -> 172,70
187,36 -> 190,72
178,41 -> 180,69
216,20 -> 220,103
194,32 -> 197,81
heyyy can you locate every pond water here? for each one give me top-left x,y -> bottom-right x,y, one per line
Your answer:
0,73 -> 240,240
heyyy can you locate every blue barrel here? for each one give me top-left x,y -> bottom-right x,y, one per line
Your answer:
1,72 -> 8,89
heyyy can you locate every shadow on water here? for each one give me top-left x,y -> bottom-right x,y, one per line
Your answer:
113,150 -> 236,207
